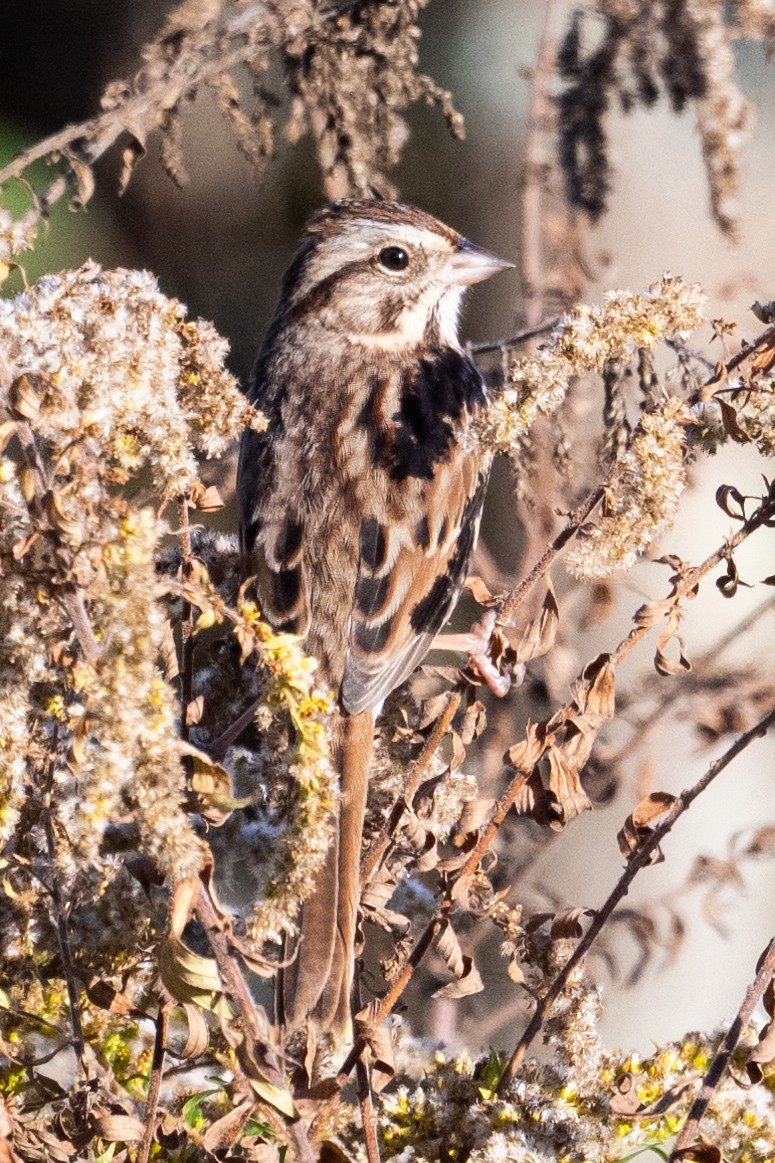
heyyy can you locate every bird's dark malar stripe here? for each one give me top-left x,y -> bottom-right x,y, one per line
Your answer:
359,517 -> 388,571
377,292 -> 406,331
357,372 -> 392,469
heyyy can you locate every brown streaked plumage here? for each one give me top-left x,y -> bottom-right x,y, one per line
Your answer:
238,198 -> 511,1035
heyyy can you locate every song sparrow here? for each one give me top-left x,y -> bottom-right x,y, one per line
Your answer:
238,198 -> 511,1034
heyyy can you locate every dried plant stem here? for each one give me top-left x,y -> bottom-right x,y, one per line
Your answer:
670,935 -> 775,1158
0,15 -> 277,199
521,0 -> 563,329
14,420 -> 102,663
468,317 -> 561,357
178,495 -> 195,744
41,736 -> 85,1070
337,905 -> 446,1086
137,1002 -> 170,1163
360,689 -> 462,888
694,320 -> 775,404
338,767 -> 534,1082
497,704 -> 775,1095
610,486 -> 775,669
353,968 -> 381,1163
498,467 -> 619,624
194,884 -> 315,1163
601,596 -> 775,771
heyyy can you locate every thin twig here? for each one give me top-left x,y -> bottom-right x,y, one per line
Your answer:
194,884 -> 316,1163
353,967 -> 381,1163
496,705 -> 775,1095
338,766 -> 534,1082
670,935 -> 775,1158
0,11 -> 280,200
521,0 -> 563,330
360,689 -> 462,888
137,1002 -> 170,1163
497,467 -> 619,624
600,596 -> 775,771
13,419 -> 102,663
609,484 -> 775,670
468,317 -> 561,357
41,726 -> 85,1071
178,495 -> 195,745
691,321 -> 775,404
337,904 -> 448,1086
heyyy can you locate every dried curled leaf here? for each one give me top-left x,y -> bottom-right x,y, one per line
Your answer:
354,1001 -> 395,1094
432,919 -> 484,999
741,941 -> 775,1086
515,579 -> 559,663
617,792 -> 678,863
655,606 -> 692,676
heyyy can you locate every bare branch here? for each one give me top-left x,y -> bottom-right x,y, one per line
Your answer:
497,705 -> 775,1095
670,936 -> 775,1158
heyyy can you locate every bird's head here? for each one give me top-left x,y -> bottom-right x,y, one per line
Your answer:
280,199 -> 512,349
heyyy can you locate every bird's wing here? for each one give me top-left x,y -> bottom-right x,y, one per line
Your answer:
238,421 -> 312,636
341,454 -> 489,714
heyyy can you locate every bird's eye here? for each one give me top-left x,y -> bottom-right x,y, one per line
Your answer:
378,246 -> 409,272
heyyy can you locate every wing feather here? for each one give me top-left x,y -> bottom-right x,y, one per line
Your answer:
341,460 -> 489,713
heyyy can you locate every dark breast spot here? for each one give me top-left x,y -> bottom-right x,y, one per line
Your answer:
415,515 -> 431,550
390,349 -> 486,482
359,518 -> 389,571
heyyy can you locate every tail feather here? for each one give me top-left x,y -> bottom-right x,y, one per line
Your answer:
281,709 -> 374,1034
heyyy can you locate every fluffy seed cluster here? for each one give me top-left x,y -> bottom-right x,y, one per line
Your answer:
565,396 -> 693,579
0,261 -> 263,496
375,1026 -> 775,1162
67,508 -> 205,876
0,263 -> 269,993
208,594 -> 339,947
0,206 -> 37,264
482,276 -> 705,452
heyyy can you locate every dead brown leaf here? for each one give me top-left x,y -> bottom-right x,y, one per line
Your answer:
515,579 -> 559,663
432,917 -> 483,997
617,792 -> 677,862
354,1002 -> 395,1093
464,575 -> 500,606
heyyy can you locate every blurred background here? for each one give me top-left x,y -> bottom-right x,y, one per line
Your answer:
1,0 -> 774,1058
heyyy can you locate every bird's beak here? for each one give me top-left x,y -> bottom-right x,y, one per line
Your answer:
442,239 -> 514,287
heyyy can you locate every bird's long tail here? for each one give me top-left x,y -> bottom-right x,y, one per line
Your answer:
280,709 -> 374,1035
